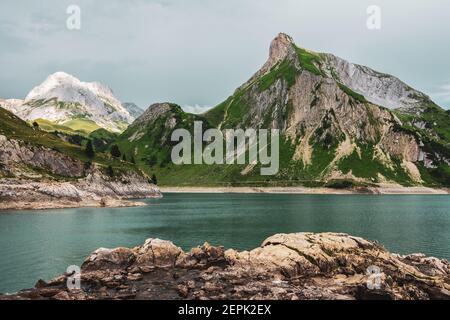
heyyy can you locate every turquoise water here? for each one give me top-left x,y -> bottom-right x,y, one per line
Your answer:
1,193 -> 450,293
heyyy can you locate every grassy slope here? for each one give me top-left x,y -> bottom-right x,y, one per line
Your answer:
0,107 -> 136,176
393,102 -> 450,186
116,104 -> 210,168
62,118 -> 101,133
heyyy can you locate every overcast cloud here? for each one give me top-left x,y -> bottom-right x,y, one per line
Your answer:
1,0 -> 449,112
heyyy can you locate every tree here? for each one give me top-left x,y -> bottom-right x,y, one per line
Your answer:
106,165 -> 114,177
110,144 -> 121,158
147,154 -> 158,167
151,174 -> 158,185
32,122 -> 39,130
130,156 -> 136,164
85,140 -> 95,159
122,154 -> 127,162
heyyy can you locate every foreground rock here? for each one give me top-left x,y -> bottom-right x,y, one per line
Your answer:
2,233 -> 449,300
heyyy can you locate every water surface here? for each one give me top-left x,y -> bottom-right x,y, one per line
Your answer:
1,193 -> 449,293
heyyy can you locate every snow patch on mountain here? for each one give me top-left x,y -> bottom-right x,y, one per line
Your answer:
0,98 -> 24,115
12,72 -> 134,132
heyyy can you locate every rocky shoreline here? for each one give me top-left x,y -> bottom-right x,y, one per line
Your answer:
0,173 -> 162,210
0,196 -> 150,211
160,185 -> 450,195
2,233 -> 449,300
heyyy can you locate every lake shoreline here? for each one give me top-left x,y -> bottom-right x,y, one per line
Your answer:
160,185 -> 450,195
0,198 -> 153,211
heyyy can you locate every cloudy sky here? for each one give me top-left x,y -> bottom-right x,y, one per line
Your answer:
1,0 -> 450,112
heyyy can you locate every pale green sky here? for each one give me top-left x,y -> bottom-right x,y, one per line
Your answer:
1,0 -> 449,112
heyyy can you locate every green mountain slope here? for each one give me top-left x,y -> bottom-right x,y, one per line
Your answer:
0,107 -> 137,179
117,34 -> 450,187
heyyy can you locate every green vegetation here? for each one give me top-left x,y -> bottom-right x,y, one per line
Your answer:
110,144 -> 122,158
258,59 -> 298,91
393,102 -> 450,186
203,98 -> 228,128
62,118 -> 101,133
106,165 -> 114,177
85,140 -> 95,159
325,180 -> 356,189
116,104 -> 209,172
337,83 -> 368,103
33,119 -> 80,135
89,128 -> 118,152
337,143 -> 413,185
205,45 -> 325,130
204,88 -> 253,130
294,46 -> 324,76
0,107 -> 138,177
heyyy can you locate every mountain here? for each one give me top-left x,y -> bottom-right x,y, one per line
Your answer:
0,72 -> 134,133
116,103 -> 209,170
0,106 -> 160,209
123,102 -> 145,119
119,33 -> 450,187
0,98 -> 23,115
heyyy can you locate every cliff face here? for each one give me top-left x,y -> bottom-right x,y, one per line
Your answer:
0,135 -> 86,178
119,34 -> 448,186
205,34 -> 427,184
0,168 -> 161,210
320,53 -> 432,113
0,107 -> 161,210
4,233 -> 449,300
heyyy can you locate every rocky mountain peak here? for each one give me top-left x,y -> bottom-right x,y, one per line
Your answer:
268,33 -> 294,64
123,102 -> 144,119
25,72 -> 79,101
237,33 -> 296,91
133,103 -> 176,126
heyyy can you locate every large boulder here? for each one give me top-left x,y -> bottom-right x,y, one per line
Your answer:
82,247 -> 136,271
134,239 -> 185,267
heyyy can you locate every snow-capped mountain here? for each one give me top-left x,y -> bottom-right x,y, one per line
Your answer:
5,72 -> 134,132
0,98 -> 24,115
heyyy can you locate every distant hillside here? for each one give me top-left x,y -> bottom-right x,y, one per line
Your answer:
123,102 -> 145,119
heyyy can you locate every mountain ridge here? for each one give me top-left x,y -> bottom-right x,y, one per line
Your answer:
120,33 -> 450,187
1,72 -> 134,133
2,33 -> 449,187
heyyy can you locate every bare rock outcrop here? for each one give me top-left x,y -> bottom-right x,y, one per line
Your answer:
0,171 -> 161,210
3,233 -> 449,300
0,135 -> 161,210
0,135 -> 85,177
